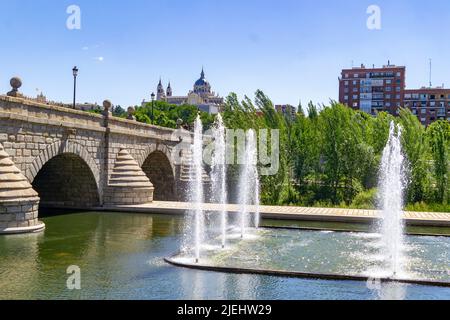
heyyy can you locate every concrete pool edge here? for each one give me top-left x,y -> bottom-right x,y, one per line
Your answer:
261,225 -> 450,237
0,221 -> 45,235
98,202 -> 450,228
164,255 -> 450,288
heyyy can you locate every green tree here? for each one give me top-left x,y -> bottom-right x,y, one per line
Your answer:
398,108 -> 429,203
427,120 -> 450,204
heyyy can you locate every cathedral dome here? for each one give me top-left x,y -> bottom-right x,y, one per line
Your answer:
194,68 -> 210,87
195,78 -> 209,86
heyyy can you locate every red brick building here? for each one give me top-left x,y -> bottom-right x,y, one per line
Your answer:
338,63 -> 450,125
275,104 -> 296,120
404,87 -> 450,124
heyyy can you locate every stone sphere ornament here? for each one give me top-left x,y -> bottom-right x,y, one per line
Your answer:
7,77 -> 23,97
103,100 -> 112,111
127,107 -> 136,120
10,77 -> 22,90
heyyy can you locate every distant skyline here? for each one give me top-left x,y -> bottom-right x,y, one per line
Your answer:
1,0 -> 450,108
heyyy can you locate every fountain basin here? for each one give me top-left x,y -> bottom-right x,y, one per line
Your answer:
168,227 -> 450,287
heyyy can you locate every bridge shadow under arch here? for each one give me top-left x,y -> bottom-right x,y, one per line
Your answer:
32,153 -> 100,210
142,151 -> 176,201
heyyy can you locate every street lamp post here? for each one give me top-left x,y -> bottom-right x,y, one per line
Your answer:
72,66 -> 78,109
151,92 -> 155,124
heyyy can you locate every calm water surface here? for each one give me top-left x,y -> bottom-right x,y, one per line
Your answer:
0,212 -> 449,300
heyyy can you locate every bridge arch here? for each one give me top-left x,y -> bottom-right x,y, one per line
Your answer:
25,141 -> 101,209
139,144 -> 176,201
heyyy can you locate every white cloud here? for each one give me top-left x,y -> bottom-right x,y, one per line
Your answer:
82,46 -> 89,51
94,56 -> 104,62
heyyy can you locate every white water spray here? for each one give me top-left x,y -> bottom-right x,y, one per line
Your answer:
190,115 -> 205,263
238,130 -> 259,237
211,114 -> 228,248
378,121 -> 407,278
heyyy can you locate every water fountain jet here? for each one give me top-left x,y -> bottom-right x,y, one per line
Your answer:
211,114 -> 228,249
238,129 -> 259,237
190,115 -> 205,263
378,121 -> 407,278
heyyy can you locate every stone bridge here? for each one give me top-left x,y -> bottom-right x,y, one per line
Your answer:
0,79 -> 195,234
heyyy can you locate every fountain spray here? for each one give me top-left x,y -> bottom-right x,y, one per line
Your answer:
238,129 -> 259,237
378,121 -> 407,278
191,115 -> 205,263
211,114 -> 228,249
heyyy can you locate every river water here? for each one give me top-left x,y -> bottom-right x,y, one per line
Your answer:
0,212 -> 448,300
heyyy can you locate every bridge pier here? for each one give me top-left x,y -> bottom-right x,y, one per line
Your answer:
0,143 -> 45,234
104,148 -> 155,205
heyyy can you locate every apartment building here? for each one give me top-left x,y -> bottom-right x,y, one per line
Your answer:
275,104 -> 297,120
339,63 -> 450,125
404,87 -> 450,124
339,63 -> 406,115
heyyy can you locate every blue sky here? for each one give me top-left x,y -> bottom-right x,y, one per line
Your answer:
1,0 -> 450,108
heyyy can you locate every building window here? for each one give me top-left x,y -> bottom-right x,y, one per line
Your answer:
353,88 -> 358,93
353,95 -> 358,99
396,94 -> 400,99
386,87 -> 392,92
353,80 -> 357,85
386,102 -> 391,107
353,102 -> 358,107
396,87 -> 401,92
345,74 -> 349,78
344,95 -> 349,100
385,94 -> 391,99
421,109 -> 426,114
386,80 -> 392,84
355,74 -> 359,78
344,81 -> 349,86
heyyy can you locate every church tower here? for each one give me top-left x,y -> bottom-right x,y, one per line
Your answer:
157,78 -> 166,101
193,67 -> 211,96
166,82 -> 172,97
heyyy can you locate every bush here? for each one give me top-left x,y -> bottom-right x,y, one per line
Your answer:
350,188 -> 377,209
405,202 -> 450,213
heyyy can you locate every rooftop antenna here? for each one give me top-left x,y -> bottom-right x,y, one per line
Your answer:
351,60 -> 354,67
429,58 -> 432,87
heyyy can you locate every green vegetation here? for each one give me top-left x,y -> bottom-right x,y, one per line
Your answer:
134,101 -> 214,129
102,92 -> 448,212
221,91 -> 449,212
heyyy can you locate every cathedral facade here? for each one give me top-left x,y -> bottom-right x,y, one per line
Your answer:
146,69 -> 224,114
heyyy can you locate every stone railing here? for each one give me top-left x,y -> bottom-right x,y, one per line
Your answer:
0,95 -> 106,132
0,76 -> 188,142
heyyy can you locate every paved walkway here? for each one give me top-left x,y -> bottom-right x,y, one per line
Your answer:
101,201 -> 450,227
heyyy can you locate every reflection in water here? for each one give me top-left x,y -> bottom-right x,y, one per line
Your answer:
377,283 -> 407,300
236,274 -> 258,300
0,212 -> 448,300
0,233 -> 41,299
